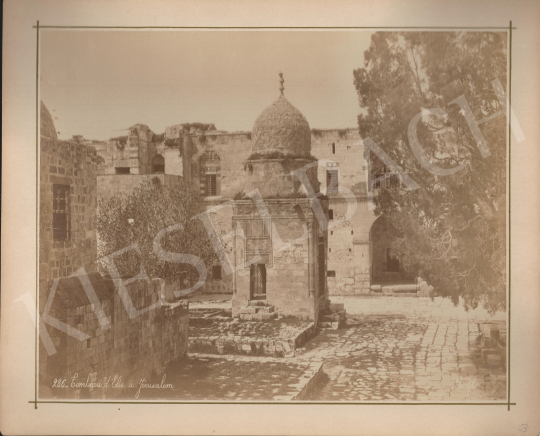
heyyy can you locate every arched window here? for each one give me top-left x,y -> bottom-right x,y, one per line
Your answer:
151,154 -> 165,174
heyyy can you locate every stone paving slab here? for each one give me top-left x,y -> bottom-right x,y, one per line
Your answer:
297,311 -> 506,402
137,355 -> 321,401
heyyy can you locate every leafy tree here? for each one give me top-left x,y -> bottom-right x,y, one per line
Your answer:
354,32 -> 507,313
97,177 -> 217,288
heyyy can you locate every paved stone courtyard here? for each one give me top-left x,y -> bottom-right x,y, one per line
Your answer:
165,294 -> 506,402
137,355 -> 321,401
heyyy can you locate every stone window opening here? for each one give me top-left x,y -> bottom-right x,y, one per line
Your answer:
212,265 -> 222,280
326,169 -> 339,192
151,154 -> 165,174
206,174 -> 217,196
331,142 -> 335,154
201,150 -> 221,197
328,209 -> 334,220
327,270 -> 336,278
115,167 -> 130,174
53,184 -> 70,241
374,165 -> 401,189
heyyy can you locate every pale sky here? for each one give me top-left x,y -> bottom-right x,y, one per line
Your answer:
40,30 -> 373,141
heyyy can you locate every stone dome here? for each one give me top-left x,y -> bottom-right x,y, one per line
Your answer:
251,95 -> 311,157
40,101 -> 57,141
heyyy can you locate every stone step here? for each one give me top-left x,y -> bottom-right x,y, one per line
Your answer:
317,321 -> 342,330
256,306 -> 275,313
240,305 -> 275,315
240,307 -> 258,314
248,300 -> 268,307
239,312 -> 277,322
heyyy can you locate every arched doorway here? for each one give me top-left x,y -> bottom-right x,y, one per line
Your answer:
250,263 -> 267,300
370,216 -> 410,284
151,154 -> 165,174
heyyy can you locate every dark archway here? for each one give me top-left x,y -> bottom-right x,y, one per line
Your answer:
151,154 -> 165,174
369,216 -> 411,285
250,264 -> 267,300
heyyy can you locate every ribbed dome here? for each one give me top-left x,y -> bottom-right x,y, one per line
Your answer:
40,101 -> 57,141
251,95 -> 311,157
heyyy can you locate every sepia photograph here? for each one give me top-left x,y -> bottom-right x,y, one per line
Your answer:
3,1 -> 540,434
37,29 -> 509,403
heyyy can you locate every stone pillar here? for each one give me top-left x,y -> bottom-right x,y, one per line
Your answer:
307,219 -> 315,298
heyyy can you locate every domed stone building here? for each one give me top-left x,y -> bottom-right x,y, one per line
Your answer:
243,82 -> 320,198
231,75 -> 331,322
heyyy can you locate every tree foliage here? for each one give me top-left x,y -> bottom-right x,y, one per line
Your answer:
97,177 -> 217,285
354,32 -> 507,313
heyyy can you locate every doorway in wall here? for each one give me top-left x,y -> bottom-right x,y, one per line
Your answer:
250,263 -> 267,300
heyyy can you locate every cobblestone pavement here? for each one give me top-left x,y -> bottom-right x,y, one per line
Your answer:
297,297 -> 506,402
140,355 -> 320,401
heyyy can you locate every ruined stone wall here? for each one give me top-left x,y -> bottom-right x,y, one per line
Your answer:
39,274 -> 189,400
40,136 -> 98,283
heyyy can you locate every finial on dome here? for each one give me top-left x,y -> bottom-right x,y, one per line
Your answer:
279,72 -> 285,97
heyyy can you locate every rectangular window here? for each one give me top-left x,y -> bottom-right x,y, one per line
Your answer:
328,209 -> 334,220
326,170 -> 339,192
207,174 -> 217,196
115,167 -> 130,174
327,270 -> 336,278
212,265 -> 222,280
53,184 -> 70,241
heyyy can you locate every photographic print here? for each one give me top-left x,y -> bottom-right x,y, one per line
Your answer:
37,28 -> 510,404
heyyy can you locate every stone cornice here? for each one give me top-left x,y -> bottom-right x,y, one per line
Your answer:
232,198 -> 328,219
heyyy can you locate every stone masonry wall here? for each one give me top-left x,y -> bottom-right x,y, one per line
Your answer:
40,136 -> 98,283
39,273 -> 189,400
191,132 -> 252,198
326,200 -> 377,296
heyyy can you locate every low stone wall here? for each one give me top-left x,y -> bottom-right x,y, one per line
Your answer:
368,284 -> 433,297
39,273 -> 189,399
188,322 -> 316,358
